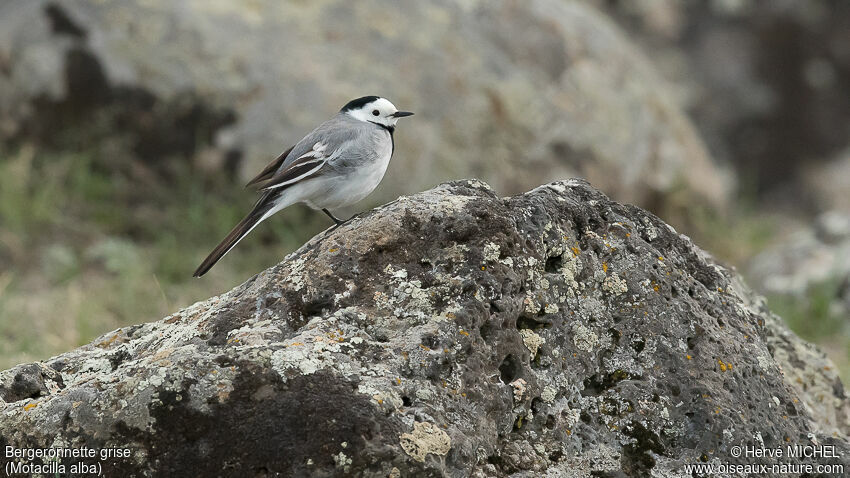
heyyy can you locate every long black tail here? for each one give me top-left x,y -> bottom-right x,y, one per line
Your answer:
193,196 -> 275,277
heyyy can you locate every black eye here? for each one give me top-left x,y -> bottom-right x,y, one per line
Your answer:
372,109 -> 380,116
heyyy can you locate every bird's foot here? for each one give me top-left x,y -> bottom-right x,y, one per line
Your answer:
323,209 -> 365,232
322,208 -> 344,224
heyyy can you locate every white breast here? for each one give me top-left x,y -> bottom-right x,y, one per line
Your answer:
310,129 -> 393,210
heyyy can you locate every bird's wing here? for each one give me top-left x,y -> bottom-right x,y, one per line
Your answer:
245,145 -> 295,188
254,141 -> 342,191
246,115 -> 358,190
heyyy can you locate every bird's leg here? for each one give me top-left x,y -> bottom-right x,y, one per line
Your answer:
323,208 -> 345,226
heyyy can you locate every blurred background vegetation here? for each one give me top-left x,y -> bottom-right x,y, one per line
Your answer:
1,0 -> 848,381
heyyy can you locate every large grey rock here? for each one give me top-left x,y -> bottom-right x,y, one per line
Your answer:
0,0 -> 730,218
1,180 -> 846,477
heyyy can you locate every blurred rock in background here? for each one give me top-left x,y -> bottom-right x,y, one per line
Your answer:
596,0 -> 850,208
804,149 -> 850,214
0,0 -> 731,220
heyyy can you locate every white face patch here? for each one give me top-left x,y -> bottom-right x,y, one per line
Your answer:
346,98 -> 401,126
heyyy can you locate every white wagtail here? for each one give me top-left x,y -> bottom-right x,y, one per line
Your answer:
193,96 -> 413,277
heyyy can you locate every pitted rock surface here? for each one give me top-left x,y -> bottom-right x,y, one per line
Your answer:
1,180 -> 847,477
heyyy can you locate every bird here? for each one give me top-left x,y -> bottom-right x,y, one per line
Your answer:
193,96 -> 413,277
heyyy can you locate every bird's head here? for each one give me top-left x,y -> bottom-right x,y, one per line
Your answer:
341,96 -> 413,128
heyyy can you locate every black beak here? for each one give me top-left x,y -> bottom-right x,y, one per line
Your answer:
391,111 -> 414,118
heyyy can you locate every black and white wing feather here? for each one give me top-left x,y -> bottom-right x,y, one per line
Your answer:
245,145 -> 294,188
254,142 -> 337,191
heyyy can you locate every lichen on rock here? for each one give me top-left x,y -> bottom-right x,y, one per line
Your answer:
399,421 -> 452,463
0,179 -> 847,477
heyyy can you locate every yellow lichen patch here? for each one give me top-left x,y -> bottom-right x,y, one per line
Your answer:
481,266 -> 486,271
602,262 -> 608,273
289,342 -> 304,347
419,344 -> 431,351
717,359 -> 731,372
95,333 -> 121,348
686,355 -> 692,360
396,378 -> 402,385
23,403 -> 37,411
329,248 -> 338,253
459,329 -> 469,336
658,256 -> 664,261
571,246 -> 580,256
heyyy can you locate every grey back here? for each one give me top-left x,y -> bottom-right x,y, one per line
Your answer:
280,114 -> 377,171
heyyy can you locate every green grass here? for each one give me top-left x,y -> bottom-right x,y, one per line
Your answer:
770,278 -> 847,340
686,194 -> 781,268
0,146 -> 326,369
766,278 -> 850,384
